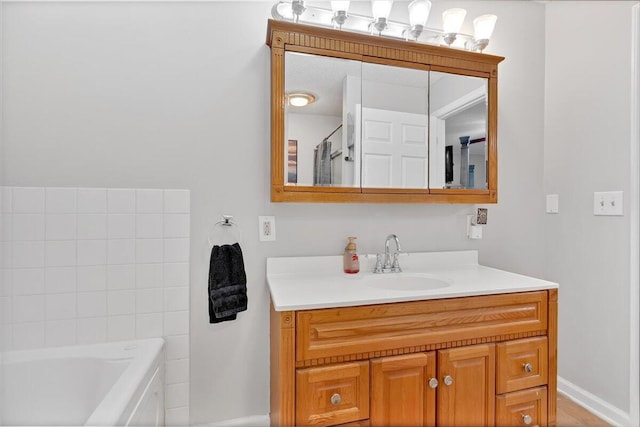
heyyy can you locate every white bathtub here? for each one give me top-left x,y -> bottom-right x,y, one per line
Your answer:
1,338 -> 164,427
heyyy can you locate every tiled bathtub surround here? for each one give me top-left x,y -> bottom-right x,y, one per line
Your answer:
0,187 -> 191,426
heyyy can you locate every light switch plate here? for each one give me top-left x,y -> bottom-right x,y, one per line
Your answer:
546,194 -> 559,214
593,191 -> 624,216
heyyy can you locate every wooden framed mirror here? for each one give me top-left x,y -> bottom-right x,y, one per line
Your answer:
267,19 -> 504,203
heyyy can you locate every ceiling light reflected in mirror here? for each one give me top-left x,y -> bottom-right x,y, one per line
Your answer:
287,92 -> 316,107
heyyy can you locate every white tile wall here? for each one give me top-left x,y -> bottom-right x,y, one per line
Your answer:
1,187 -> 191,425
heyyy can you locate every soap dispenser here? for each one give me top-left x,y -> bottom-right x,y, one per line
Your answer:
343,237 -> 360,274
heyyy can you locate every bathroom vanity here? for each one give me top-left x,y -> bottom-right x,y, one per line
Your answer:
267,251 -> 558,427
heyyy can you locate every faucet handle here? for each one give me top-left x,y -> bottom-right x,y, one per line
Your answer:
374,254 -> 384,273
391,253 -> 402,272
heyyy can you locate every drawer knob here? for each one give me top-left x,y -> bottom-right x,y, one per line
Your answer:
330,393 -> 341,405
523,363 -> 533,373
522,414 -> 533,425
428,378 -> 439,389
443,375 -> 453,386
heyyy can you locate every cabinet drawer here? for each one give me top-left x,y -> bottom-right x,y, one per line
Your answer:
497,337 -> 548,394
297,292 -> 548,362
296,361 -> 369,426
496,387 -> 547,427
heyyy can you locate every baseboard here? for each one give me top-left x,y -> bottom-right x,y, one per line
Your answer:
194,415 -> 270,427
558,376 -> 630,427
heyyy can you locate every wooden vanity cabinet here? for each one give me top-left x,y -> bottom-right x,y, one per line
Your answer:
270,290 -> 557,427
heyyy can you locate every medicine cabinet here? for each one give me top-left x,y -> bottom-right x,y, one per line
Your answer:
267,20 -> 504,203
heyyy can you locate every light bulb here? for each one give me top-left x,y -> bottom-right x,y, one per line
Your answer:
442,8 -> 466,34
289,97 -> 309,107
408,0 -> 431,27
287,93 -> 315,107
442,8 -> 466,45
371,0 -> 393,21
473,14 -> 497,41
371,0 -> 393,34
331,1 -> 350,14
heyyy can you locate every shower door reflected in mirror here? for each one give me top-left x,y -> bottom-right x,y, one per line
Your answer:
361,62 -> 429,189
284,52 -> 361,187
429,72 -> 489,190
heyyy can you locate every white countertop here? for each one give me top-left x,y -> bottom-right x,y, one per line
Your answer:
266,250 -> 558,311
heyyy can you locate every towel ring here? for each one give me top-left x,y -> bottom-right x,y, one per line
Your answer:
207,215 -> 242,246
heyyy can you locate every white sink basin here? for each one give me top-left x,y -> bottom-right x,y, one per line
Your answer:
363,274 -> 451,291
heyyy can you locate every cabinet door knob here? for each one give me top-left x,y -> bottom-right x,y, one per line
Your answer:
443,375 -> 453,386
523,363 -> 533,373
522,414 -> 533,425
330,393 -> 341,405
428,378 -> 439,389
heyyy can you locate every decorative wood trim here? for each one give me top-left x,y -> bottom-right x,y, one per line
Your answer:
548,289 -> 558,426
270,45 -> 285,203
266,19 -> 505,204
284,185 -> 361,193
295,330 -> 547,368
270,305 -> 295,426
273,189 -> 498,204
296,291 -> 548,362
487,67 -> 499,195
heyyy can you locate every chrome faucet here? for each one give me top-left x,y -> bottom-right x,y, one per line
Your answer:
374,234 -> 402,273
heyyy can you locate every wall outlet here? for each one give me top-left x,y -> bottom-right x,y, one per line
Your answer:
259,216 -> 276,241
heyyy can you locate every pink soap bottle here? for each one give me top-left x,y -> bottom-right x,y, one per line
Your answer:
343,237 -> 360,274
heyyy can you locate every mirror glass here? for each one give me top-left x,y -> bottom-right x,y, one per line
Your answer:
284,52 -> 361,187
361,63 -> 429,189
429,71 -> 489,190
283,52 -> 489,192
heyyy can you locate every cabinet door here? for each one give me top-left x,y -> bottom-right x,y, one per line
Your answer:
437,344 -> 496,427
370,352 -> 436,427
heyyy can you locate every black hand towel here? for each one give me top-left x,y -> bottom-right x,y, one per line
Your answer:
208,243 -> 248,323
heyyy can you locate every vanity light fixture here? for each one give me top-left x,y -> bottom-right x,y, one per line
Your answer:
406,0 -> 431,40
442,8 -> 467,46
270,1 -> 497,53
286,92 -> 316,107
331,1 -> 350,29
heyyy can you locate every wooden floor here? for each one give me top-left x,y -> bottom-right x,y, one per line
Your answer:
557,393 -> 612,426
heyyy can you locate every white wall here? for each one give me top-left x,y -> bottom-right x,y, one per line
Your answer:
544,2 -> 637,423
1,1 -> 548,424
